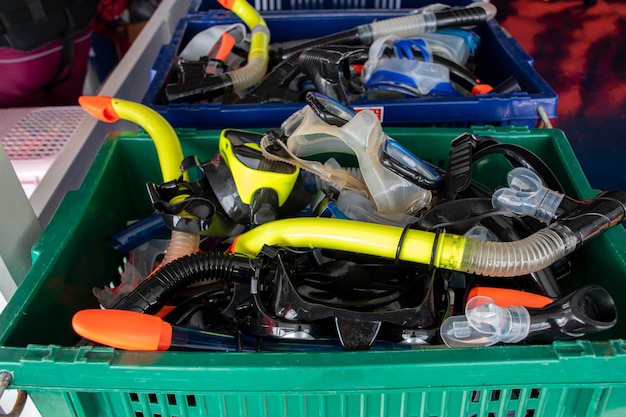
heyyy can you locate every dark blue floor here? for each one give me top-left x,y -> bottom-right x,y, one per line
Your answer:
492,0 -> 626,192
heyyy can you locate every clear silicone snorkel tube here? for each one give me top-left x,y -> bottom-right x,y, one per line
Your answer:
271,2 -> 496,62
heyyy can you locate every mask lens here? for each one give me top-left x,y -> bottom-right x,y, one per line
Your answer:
306,92 -> 355,127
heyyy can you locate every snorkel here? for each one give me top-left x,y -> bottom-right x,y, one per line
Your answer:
79,97 -> 201,268
229,184 -> 626,277
165,0 -> 270,103
270,3 -> 497,63
440,285 -> 617,347
78,96 -> 185,182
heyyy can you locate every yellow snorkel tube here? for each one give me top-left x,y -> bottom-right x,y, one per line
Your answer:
166,0 -> 270,103
229,216 -> 619,278
78,96 -> 185,183
79,96 -> 198,267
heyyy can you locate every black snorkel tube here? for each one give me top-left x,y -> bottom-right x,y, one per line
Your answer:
269,2 -> 497,64
239,53 -> 304,103
525,285 -> 617,343
298,46 -> 368,106
440,284 -> 618,347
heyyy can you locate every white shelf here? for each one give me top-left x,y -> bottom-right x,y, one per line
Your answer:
0,0 -> 190,331
0,3 -> 191,414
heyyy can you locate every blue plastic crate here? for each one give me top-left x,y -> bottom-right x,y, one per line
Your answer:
190,0 -> 432,11
143,5 -> 558,129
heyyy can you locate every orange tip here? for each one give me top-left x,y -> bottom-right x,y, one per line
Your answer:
467,287 -> 553,308
351,64 -> 364,75
78,96 -> 121,123
72,309 -> 173,351
225,236 -> 238,254
471,84 -> 494,96
217,0 -> 236,10
213,32 -> 236,62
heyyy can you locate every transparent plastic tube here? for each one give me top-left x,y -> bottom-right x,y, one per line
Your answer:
160,230 -> 201,267
459,223 -> 578,277
229,55 -> 268,91
361,3 -> 496,41
216,0 -> 270,92
363,13 -> 438,40
228,26 -> 270,91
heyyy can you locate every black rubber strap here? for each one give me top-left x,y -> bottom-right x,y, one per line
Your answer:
441,133 -> 493,200
429,229 -> 442,271
472,143 -> 565,193
47,7 -> 76,86
395,223 -> 413,264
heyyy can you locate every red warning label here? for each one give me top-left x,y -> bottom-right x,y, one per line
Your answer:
353,106 -> 384,121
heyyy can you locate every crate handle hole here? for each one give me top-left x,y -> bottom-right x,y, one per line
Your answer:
471,390 -> 481,402
510,389 -> 521,400
490,390 -> 501,401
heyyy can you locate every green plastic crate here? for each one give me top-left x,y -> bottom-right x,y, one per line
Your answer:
1,126 -> 626,417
